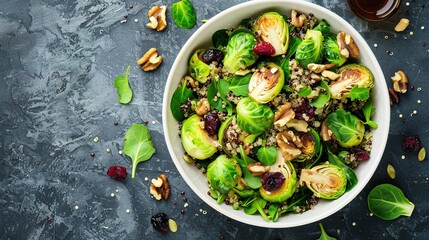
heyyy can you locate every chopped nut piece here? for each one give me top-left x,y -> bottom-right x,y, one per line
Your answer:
307,63 -> 335,73
196,98 -> 210,116
391,70 -> 408,93
147,5 -> 167,31
274,102 -> 295,127
137,48 -> 163,71
149,174 -> 170,200
290,10 -> 307,28
285,119 -> 308,132
388,87 -> 400,105
320,121 -> 332,141
321,70 -> 340,81
337,32 -> 360,58
276,131 -> 302,161
247,162 -> 269,176
394,18 -> 410,32
185,76 -> 198,88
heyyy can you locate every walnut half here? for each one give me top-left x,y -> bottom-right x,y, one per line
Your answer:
147,5 -> 167,31
274,102 -> 295,127
137,48 -> 163,71
337,32 -> 360,58
150,174 -> 170,200
391,70 -> 408,93
276,130 -> 302,161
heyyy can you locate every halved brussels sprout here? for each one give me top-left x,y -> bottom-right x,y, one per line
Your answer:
295,29 -> 324,67
294,128 -> 322,162
323,35 -> 347,67
325,109 -> 365,148
218,116 -> 258,156
189,49 -> 211,83
181,114 -> 218,160
236,97 -> 274,135
223,31 -> 259,73
260,150 -> 297,202
248,62 -> 284,104
254,12 -> 289,56
299,164 -> 347,199
329,64 -> 374,100
207,155 -> 242,194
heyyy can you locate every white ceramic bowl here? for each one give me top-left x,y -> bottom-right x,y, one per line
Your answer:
162,0 -> 390,228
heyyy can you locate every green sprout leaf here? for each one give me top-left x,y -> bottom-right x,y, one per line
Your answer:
350,85 -> 370,101
114,66 -> 132,104
172,0 -> 197,29
123,124 -> 156,178
318,223 -> 336,240
367,184 -> 415,220
298,86 -> 312,97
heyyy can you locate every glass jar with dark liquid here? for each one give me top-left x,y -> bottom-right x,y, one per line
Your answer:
347,0 -> 401,21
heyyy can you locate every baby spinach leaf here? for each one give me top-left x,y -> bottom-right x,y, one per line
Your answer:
244,197 -> 271,221
172,0 -> 197,29
367,183 -> 415,220
280,187 -> 313,213
298,86 -> 312,97
268,203 -> 279,222
170,78 -> 195,121
285,37 -> 302,60
362,99 -> 378,129
123,124 -> 156,178
311,80 -> 331,108
114,66 -> 132,104
350,85 -> 370,101
229,74 -> 251,96
257,146 -> 277,166
235,146 -> 262,189
318,223 -> 336,240
212,29 -> 229,48
207,80 -> 233,115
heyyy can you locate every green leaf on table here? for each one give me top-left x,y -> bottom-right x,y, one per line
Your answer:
367,183 -> 415,220
317,223 -> 336,240
123,124 -> 156,178
350,85 -> 370,101
172,0 -> 197,29
114,66 -> 132,104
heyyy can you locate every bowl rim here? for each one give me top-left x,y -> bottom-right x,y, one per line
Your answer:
162,0 -> 390,228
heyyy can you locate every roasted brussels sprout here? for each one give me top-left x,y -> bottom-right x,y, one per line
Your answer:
248,62 -> 285,104
254,12 -> 289,56
260,150 -> 297,202
323,35 -> 347,67
295,128 -> 322,162
223,31 -> 259,73
295,29 -> 324,67
207,155 -> 242,194
329,64 -> 374,100
236,97 -> 274,135
189,49 -> 211,83
181,114 -> 218,160
325,109 -> 365,148
299,164 -> 347,199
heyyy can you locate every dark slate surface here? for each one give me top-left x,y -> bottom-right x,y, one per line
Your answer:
1,0 -> 428,239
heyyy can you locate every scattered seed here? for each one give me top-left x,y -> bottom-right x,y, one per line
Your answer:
202,210 -> 207,215
120,19 -> 127,23
422,26 -> 425,30
168,219 -> 178,232
227,218 -> 232,224
126,209 -> 130,213
152,120 -> 156,125
111,193 -> 115,197
417,100 -> 422,104
144,177 -> 149,181
134,19 -> 139,23
115,189 -> 119,193
387,164 -> 396,179
106,148 -> 111,153
180,209 -> 185,214
90,152 -> 95,157
352,222 -> 357,226
406,2 -> 410,6
114,121 -> 119,126
369,213 -> 374,216
418,147 -> 426,161
47,215 -> 53,221
180,191 -> 185,195
399,114 -> 403,118
401,155 -> 406,159
74,205 -> 79,210
374,43 -> 378,48
184,203 -> 189,208
119,150 -> 123,155
417,87 -> 422,91
384,35 -> 389,39
93,136 -> 99,143
413,110 -> 418,115
409,31 -> 414,36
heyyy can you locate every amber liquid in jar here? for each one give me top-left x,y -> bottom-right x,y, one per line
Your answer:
347,0 -> 401,21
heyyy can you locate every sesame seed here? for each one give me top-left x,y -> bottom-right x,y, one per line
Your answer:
410,31 -> 414,36
119,150 -> 123,154
352,222 -> 357,226
384,35 -> 389,39
184,203 -> 189,208
417,100 -> 422,104
417,87 -> 422,91
126,209 -> 130,213
111,193 -> 115,197
406,2 -> 410,6
401,155 -> 406,160
93,136 -> 99,143
74,205 -> 79,210
422,26 -> 425,30
152,120 -> 156,125
106,148 -> 111,153
115,189 -> 119,193
413,110 -> 417,114
370,213 -> 373,216
134,19 -> 138,23
120,19 -> 127,23
374,43 -> 378,48
399,114 -> 403,118
144,177 -> 149,181
202,210 -> 207,214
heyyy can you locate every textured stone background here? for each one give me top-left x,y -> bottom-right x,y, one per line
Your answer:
1,0 -> 428,239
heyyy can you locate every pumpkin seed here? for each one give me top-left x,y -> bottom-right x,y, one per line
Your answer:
168,218 -> 178,233
418,147 -> 426,161
387,164 -> 396,179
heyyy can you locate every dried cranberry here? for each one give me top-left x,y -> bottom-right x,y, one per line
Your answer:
294,103 -> 315,120
204,112 -> 220,136
253,42 -> 275,56
151,213 -> 169,232
402,136 -> 421,152
201,49 -> 224,64
353,151 -> 370,161
107,165 -> 127,180
261,172 -> 285,192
